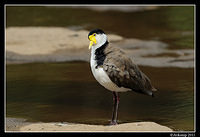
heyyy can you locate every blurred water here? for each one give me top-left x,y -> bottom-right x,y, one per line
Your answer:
6,62 -> 194,131
6,6 -> 194,49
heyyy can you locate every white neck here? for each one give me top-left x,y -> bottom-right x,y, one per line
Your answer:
91,33 -> 107,52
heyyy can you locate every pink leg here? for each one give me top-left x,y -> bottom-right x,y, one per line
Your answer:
110,91 -> 120,125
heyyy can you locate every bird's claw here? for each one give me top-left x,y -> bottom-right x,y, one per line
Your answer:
110,121 -> 118,125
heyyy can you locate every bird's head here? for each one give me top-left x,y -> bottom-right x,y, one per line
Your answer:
88,29 -> 107,50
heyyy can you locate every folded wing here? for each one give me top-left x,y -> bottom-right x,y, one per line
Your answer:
103,43 -> 156,96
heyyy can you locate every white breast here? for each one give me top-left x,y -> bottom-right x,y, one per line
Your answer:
90,48 -> 131,92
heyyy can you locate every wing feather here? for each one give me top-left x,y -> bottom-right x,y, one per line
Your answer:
103,43 -> 156,96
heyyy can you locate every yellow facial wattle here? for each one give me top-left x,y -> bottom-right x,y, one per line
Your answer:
88,34 -> 97,49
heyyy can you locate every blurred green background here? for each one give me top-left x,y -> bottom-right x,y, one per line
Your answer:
6,6 -> 194,49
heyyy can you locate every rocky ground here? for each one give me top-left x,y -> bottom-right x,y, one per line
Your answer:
6,117 -> 173,132
6,27 -> 194,68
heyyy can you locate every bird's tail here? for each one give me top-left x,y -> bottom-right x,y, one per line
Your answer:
139,71 -> 157,97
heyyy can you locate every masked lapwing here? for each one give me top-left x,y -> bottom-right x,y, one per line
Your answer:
88,29 -> 157,125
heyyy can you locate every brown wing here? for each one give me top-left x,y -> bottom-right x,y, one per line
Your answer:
103,43 -> 156,96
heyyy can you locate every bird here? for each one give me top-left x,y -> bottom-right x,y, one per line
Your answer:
88,28 -> 157,125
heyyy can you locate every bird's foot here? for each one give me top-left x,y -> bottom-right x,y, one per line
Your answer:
110,121 -> 118,125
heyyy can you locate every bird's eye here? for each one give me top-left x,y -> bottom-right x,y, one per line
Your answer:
93,33 -> 96,36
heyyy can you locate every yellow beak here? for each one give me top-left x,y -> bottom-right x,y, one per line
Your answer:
88,35 -> 97,49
